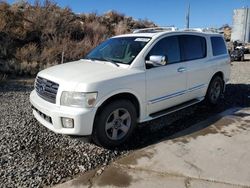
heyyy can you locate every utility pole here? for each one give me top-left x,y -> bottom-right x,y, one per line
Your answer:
186,4 -> 190,29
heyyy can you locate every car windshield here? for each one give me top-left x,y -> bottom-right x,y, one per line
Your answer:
85,37 -> 151,65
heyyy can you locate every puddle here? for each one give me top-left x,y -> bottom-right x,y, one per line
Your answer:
97,166 -> 134,187
117,149 -> 155,166
172,109 -> 250,144
66,170 -> 96,187
233,112 -> 250,118
171,118 -> 235,144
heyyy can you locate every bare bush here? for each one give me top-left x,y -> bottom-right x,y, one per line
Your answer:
0,1 -> 157,76
15,43 -> 39,63
115,21 -> 129,35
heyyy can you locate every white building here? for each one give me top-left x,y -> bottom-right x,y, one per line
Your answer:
231,8 -> 250,43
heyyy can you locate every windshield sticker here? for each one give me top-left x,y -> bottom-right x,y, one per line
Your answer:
134,38 -> 150,42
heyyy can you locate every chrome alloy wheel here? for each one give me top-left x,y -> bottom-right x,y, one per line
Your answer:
209,80 -> 222,103
105,108 -> 131,140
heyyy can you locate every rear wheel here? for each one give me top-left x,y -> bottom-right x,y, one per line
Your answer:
241,56 -> 244,61
92,100 -> 137,148
205,76 -> 223,106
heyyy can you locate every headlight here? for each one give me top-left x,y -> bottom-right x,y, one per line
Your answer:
61,92 -> 97,108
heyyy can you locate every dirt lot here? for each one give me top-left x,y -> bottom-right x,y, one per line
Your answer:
0,58 -> 250,187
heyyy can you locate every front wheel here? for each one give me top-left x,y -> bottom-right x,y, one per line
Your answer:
92,100 -> 137,148
205,76 -> 223,106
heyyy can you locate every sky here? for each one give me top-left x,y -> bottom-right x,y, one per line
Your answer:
6,0 -> 250,28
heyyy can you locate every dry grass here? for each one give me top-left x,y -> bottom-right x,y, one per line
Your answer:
0,0 -> 156,76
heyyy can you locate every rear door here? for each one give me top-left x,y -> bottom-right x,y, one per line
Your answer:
210,36 -> 231,82
180,35 -> 213,100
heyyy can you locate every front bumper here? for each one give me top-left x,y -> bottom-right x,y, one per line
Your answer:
30,90 -> 97,135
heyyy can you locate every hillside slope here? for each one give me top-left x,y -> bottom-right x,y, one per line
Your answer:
0,1 -> 156,76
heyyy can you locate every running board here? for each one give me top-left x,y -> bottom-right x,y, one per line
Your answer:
149,98 -> 203,119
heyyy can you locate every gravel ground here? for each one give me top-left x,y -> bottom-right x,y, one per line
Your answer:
0,59 -> 250,187
0,82 -> 125,188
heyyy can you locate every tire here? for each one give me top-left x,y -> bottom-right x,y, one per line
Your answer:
205,76 -> 223,106
92,100 -> 137,148
241,56 -> 244,61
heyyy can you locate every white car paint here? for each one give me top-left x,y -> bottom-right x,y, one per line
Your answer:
30,30 -> 230,136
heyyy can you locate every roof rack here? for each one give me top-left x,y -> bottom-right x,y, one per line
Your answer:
132,27 -> 222,34
181,28 -> 221,33
133,27 -> 178,33
181,28 -> 203,32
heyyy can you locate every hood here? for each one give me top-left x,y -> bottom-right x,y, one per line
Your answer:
38,60 -> 129,85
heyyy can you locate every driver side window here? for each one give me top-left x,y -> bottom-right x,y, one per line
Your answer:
146,36 -> 181,67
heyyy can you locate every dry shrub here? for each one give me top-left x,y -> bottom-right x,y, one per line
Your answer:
104,11 -> 124,23
61,39 -> 86,62
115,21 -> 129,35
19,61 -> 38,75
0,1 -> 26,39
83,21 -> 107,43
40,37 -> 85,65
0,72 -> 7,82
14,44 -> 39,75
0,1 -> 157,76
15,43 -> 39,63
82,13 -> 98,23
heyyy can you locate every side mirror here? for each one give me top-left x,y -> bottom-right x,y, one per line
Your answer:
146,55 -> 167,67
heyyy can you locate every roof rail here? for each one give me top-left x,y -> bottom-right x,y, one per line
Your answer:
181,28 -> 203,32
133,27 -> 178,33
181,28 -> 221,33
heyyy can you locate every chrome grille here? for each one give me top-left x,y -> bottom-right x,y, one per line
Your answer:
35,76 -> 59,103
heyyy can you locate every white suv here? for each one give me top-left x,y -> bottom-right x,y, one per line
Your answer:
30,28 -> 230,148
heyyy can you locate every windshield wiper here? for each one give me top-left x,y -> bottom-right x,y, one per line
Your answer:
102,58 -> 120,67
85,57 -> 119,67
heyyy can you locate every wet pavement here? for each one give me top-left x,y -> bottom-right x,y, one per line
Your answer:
55,107 -> 250,188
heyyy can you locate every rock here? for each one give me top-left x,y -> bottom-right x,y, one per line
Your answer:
1,61 -> 249,188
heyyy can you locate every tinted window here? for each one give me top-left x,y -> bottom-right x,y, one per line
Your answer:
211,37 -> 227,56
147,36 -> 180,64
180,35 -> 207,61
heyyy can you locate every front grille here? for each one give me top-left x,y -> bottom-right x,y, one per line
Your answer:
35,76 -> 59,103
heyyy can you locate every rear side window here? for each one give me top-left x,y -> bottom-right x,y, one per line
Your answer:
211,37 -> 227,56
180,35 -> 207,61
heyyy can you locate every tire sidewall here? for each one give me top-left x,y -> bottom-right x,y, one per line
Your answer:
206,76 -> 223,105
241,56 -> 244,61
93,100 -> 137,148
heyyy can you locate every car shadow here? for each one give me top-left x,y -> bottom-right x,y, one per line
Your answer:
119,83 -> 250,150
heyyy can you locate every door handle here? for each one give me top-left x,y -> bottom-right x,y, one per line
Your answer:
177,67 -> 186,72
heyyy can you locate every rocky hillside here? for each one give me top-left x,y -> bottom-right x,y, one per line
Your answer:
0,1 -> 156,76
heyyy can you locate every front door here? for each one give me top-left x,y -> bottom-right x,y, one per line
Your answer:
145,36 -> 187,115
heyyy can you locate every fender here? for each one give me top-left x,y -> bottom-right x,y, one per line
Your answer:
95,88 -> 146,120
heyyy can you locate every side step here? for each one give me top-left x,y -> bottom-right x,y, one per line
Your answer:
149,98 -> 203,119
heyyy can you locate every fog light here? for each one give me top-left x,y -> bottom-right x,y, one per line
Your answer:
61,117 -> 74,128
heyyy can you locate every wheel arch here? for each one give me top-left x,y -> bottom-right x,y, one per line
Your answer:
95,92 -> 141,120
207,71 -> 225,95
212,71 -> 224,80
211,71 -> 225,89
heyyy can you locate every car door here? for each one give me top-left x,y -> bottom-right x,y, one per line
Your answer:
145,36 -> 188,115
179,35 -> 214,100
